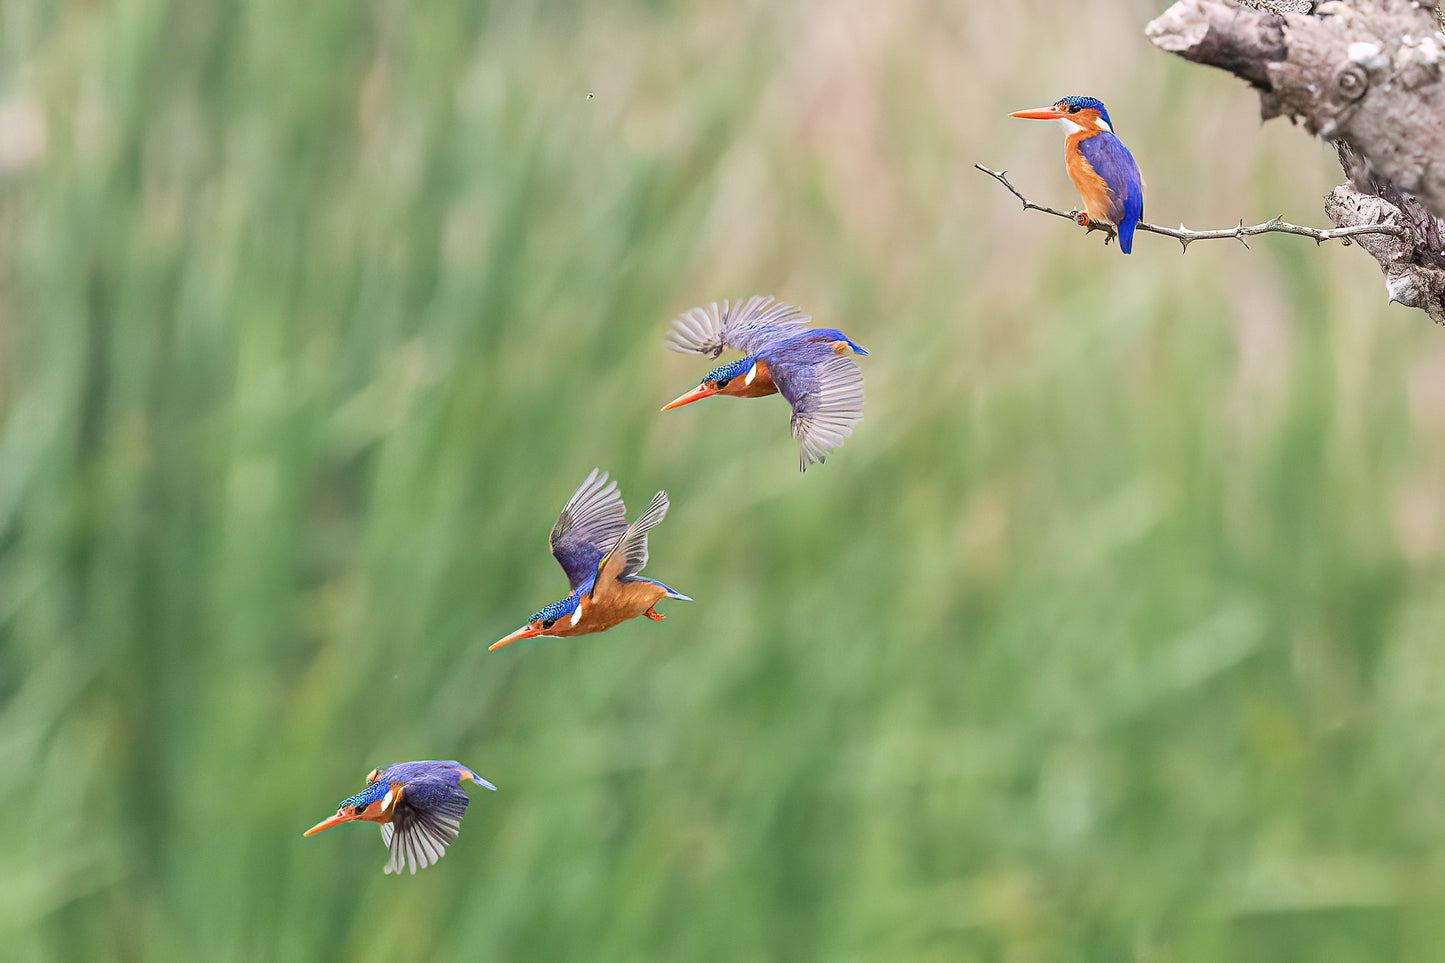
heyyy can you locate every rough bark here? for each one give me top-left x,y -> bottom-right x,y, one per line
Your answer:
1147,0 -> 1445,322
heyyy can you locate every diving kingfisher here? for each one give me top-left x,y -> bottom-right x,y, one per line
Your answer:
1010,96 -> 1144,253
661,296 -> 868,470
303,760 -> 496,875
490,468 -> 690,650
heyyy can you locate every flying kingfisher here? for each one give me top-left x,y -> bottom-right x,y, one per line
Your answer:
490,468 -> 690,650
303,760 -> 496,875
661,296 -> 868,470
1009,96 -> 1144,254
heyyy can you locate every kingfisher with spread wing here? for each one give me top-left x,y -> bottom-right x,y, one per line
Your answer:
303,760 -> 496,875
1010,96 -> 1144,253
661,296 -> 869,470
490,469 -> 690,650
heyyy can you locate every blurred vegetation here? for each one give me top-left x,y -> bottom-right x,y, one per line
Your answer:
4,0 -> 1445,960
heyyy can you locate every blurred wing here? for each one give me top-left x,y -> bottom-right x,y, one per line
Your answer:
593,491 -> 669,592
550,469 -> 629,591
1077,133 -> 1143,228
777,356 -> 866,471
380,784 -> 470,876
666,297 -> 812,359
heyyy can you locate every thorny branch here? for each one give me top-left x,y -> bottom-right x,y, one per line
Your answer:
975,164 -> 1411,252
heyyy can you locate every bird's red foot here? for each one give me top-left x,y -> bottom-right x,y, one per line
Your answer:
1073,211 -> 1091,227
644,606 -> 665,621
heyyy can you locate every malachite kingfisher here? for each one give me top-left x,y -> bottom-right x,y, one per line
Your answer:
490,468 -> 691,650
661,296 -> 868,471
303,760 -> 496,875
1009,96 -> 1144,254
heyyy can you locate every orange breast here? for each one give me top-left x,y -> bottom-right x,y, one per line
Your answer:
556,579 -> 667,636
1064,133 -> 1116,226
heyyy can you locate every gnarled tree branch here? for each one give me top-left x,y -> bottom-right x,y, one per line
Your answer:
1146,0 -> 1445,323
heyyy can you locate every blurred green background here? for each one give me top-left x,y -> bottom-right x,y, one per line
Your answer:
4,0 -> 1445,960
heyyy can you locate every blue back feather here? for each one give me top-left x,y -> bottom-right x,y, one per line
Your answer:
1077,132 -> 1143,254
760,329 -> 867,366
380,760 -> 496,790
801,328 -> 868,355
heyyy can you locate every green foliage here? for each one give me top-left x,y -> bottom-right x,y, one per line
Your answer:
4,1 -> 1445,960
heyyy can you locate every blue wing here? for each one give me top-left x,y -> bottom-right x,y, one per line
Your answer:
549,469 -> 629,591
769,338 -> 867,471
1078,133 -> 1144,253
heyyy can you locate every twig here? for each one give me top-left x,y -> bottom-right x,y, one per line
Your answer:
975,164 -> 1412,252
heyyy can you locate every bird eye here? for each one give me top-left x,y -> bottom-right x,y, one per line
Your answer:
715,378 -> 731,390
1067,104 -> 1081,113
354,804 -> 368,815
542,618 -> 556,630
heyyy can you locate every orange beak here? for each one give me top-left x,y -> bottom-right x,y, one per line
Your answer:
303,808 -> 357,836
661,383 -> 717,411
489,623 -> 543,651
661,381 -> 716,407
1009,106 -> 1067,120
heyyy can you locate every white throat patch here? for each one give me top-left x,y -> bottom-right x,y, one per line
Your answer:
744,362 -> 757,386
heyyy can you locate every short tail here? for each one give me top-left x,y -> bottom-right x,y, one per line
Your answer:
659,581 -> 692,601
1116,216 -> 1137,254
1117,192 -> 1143,255
634,577 -> 691,601
810,328 -> 868,356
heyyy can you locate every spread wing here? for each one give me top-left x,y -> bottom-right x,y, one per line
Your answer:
666,296 -> 812,359
1077,132 -> 1143,229
379,782 -> 470,875
550,469 -> 629,591
593,491 -> 669,592
776,355 -> 866,471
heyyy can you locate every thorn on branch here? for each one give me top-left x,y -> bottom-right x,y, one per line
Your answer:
973,163 -> 1411,251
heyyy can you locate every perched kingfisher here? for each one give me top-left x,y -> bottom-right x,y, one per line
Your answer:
303,760 -> 496,875
1009,96 -> 1144,253
490,468 -> 690,650
661,296 -> 869,470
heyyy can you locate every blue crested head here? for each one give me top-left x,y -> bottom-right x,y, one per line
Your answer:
341,779 -> 389,812
529,593 -> 579,627
1058,95 -> 1112,130
704,356 -> 755,385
